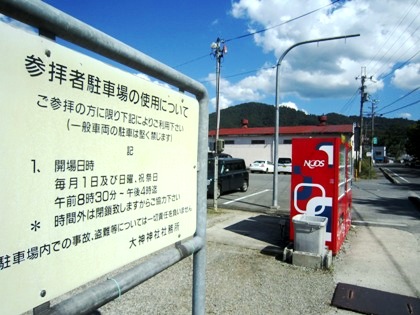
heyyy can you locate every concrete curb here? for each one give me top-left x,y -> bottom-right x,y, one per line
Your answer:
379,167 -> 397,184
380,167 -> 420,212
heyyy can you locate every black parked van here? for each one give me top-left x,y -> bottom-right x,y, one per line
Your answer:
207,158 -> 249,198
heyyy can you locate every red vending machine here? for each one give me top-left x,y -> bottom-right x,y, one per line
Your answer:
290,137 -> 352,255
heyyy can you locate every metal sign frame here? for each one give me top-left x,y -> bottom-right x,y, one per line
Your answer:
0,1 -> 208,314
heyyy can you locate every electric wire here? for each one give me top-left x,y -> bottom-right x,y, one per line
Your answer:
224,65 -> 275,79
379,49 -> 420,81
339,88 -> 360,115
367,0 -> 418,75
224,0 -> 341,42
340,0 -> 419,116
372,13 -> 420,79
379,99 -> 420,116
174,0 -> 419,118
174,0 -> 340,70
376,86 -> 420,113
200,65 -> 276,84
174,53 -> 212,68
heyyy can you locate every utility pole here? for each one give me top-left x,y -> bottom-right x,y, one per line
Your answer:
356,67 -> 372,178
369,99 -> 379,177
210,37 -> 227,211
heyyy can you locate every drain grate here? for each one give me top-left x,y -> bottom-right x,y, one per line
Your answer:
331,283 -> 420,315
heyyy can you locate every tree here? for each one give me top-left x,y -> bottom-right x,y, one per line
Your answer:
382,123 -> 408,158
406,120 -> 420,159
208,103 -> 415,158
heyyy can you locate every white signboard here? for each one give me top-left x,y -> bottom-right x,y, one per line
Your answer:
0,22 -> 199,314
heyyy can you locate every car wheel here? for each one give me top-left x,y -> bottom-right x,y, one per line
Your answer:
240,180 -> 248,192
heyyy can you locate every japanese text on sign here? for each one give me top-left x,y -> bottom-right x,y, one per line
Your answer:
0,21 -> 199,315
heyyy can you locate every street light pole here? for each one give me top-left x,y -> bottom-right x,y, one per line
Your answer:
272,34 -> 360,208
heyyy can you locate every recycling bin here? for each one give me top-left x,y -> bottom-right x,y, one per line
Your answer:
292,214 -> 328,255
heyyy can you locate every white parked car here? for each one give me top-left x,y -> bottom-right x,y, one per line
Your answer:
278,157 -> 292,174
249,160 -> 275,173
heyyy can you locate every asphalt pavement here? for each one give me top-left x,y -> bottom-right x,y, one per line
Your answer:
207,167 -> 420,314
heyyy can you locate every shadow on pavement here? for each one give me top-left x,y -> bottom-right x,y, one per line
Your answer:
224,214 -> 290,255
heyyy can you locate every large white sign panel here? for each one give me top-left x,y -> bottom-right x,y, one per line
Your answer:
0,22 -> 199,315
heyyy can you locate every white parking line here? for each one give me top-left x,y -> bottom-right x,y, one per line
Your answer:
384,167 -> 409,183
223,189 -> 271,205
352,220 -> 408,228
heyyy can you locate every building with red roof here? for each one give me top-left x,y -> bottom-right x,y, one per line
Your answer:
208,116 -> 355,167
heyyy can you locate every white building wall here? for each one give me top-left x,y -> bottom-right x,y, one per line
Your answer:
213,133 -> 355,168
223,140 -> 292,167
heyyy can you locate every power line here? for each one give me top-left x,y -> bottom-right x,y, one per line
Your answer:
373,20 -> 420,79
174,1 -> 418,119
379,99 -> 420,116
199,65 -> 276,84
367,0 -> 418,73
378,49 -> 420,81
224,0 -> 341,42
173,53 -> 211,69
343,1 -> 418,117
174,0 -> 341,69
376,86 -> 420,113
339,88 -> 359,115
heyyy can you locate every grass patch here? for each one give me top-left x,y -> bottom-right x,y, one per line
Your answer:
359,158 -> 377,179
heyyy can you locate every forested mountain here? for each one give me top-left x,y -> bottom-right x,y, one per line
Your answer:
209,102 -> 417,159
209,102 -> 356,128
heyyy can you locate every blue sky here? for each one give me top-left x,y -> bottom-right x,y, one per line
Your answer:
3,0 -> 420,120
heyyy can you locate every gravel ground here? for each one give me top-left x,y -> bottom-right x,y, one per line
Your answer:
94,211 -> 337,315
24,210 -> 341,315
97,243 -> 335,315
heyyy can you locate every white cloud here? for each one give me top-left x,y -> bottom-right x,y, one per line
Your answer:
280,101 -> 298,110
392,63 -> 420,90
134,72 -> 172,90
206,71 -> 269,110
209,94 -> 234,111
222,0 -> 420,112
399,112 -> 412,119
280,101 -> 308,114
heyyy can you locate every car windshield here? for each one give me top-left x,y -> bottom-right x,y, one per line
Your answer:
278,158 -> 291,164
